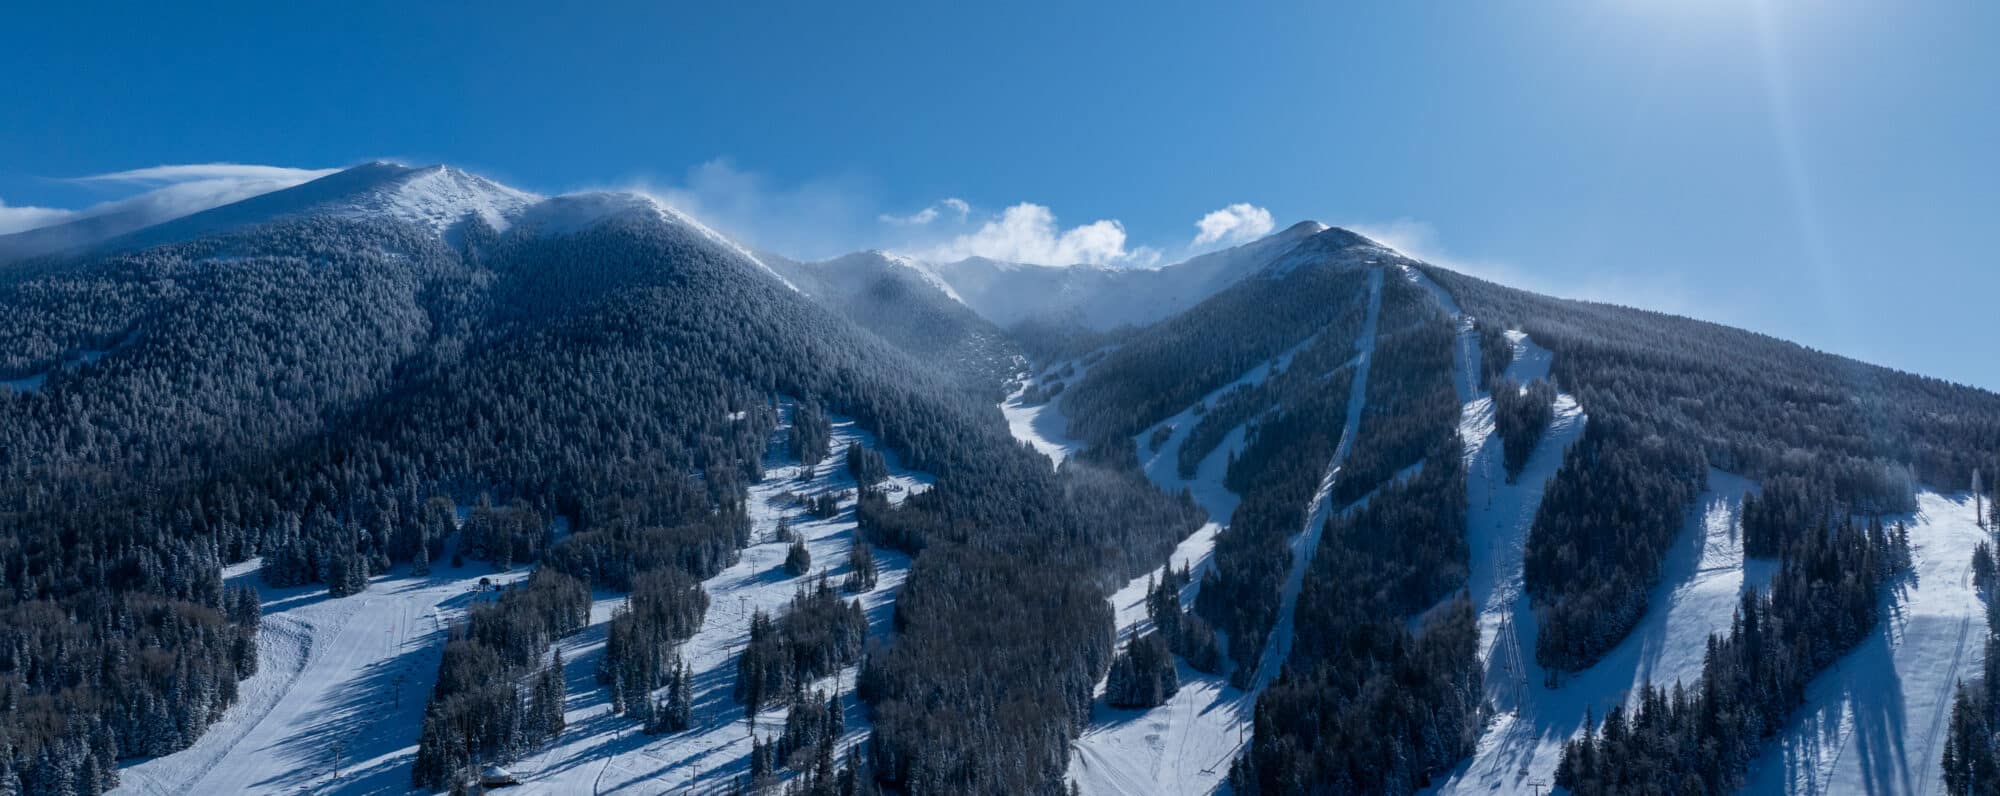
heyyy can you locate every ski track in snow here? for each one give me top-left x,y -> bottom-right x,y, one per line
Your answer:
1001,354 -> 1101,468
115,552 -> 530,795
507,407 -> 929,795
1050,268 -> 1385,796
1249,266 -> 1382,693
117,407 -> 926,795
1743,491 -> 1990,796
1402,261 -> 1991,796
1410,262 -> 1780,795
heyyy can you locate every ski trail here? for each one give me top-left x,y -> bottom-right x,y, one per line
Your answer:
1401,263 -> 1698,796
1063,269 -> 1381,796
512,404 -> 931,795
1249,267 -> 1381,691
114,547 -> 529,795
1745,492 -> 1989,796
1407,263 -> 1770,794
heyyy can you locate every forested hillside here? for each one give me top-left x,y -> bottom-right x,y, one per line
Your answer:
4,162 -> 1997,795
1425,265 -> 2000,675
0,164 -> 1207,795
763,249 -> 1022,396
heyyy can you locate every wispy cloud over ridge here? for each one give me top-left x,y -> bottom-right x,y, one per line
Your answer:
880,198 -> 969,226
0,163 -> 335,237
70,163 -> 335,185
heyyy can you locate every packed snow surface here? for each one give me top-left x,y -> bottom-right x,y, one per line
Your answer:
117,406 -> 924,795
1745,491 -> 1991,796
505,406 -> 927,794
115,551 -> 529,795
1061,267 -> 1384,796
1406,261 -> 1758,795
1001,353 -> 1106,468
1402,260 -> 1991,795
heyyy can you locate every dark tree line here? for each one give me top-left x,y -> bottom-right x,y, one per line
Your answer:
1144,565 -> 1223,675
542,512 -> 748,591
843,535 -> 878,593
1059,257 -> 1372,446
845,442 -> 888,490
1199,370 -> 1351,680
411,570 -> 591,790
1173,294 -> 1371,479
790,401 -> 833,467
0,190 -> 1123,794
1330,274 -> 1458,506
1740,474 -> 1837,558
459,497 -> 554,572
1491,378 -> 1556,480
1941,539 -> 2000,795
1555,511 -> 1910,794
853,447 -> 1202,793
737,578 -> 867,717
1524,416 -> 1709,674
1423,264 -> 1993,502
1231,432 -> 1481,794
1475,322 -> 1514,391
1104,631 -> 1179,709
1233,600 -> 1482,795
1424,263 -> 1991,681
599,568 -> 708,728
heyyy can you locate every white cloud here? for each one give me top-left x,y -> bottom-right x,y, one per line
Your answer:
0,200 -> 72,235
71,163 -> 332,185
1193,202 -> 1275,246
879,197 -> 971,226
623,158 -> 876,260
882,206 -> 939,225
0,163 -> 334,237
927,203 -> 1157,266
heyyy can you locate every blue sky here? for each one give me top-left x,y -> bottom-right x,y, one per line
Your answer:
3,1 -> 1994,390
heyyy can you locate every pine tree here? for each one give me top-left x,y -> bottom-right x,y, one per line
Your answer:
785,537 -> 813,577
413,540 -> 431,576
651,660 -> 692,734
843,536 -> 877,593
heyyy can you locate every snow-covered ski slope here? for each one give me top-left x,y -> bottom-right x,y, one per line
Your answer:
1402,261 -> 1992,795
506,406 -> 928,795
115,551 -> 529,795
1060,268 -> 1385,796
117,406 -> 924,795
1249,266 -> 1383,692
1407,261 -> 1786,794
1746,491 -> 1990,796
1002,354 -> 1101,468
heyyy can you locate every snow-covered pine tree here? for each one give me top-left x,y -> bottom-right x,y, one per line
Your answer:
843,536 -> 877,592
785,537 -> 812,577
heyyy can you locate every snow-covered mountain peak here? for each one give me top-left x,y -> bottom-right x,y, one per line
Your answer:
849,250 -> 964,303
319,163 -> 542,235
1262,225 -> 1404,277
